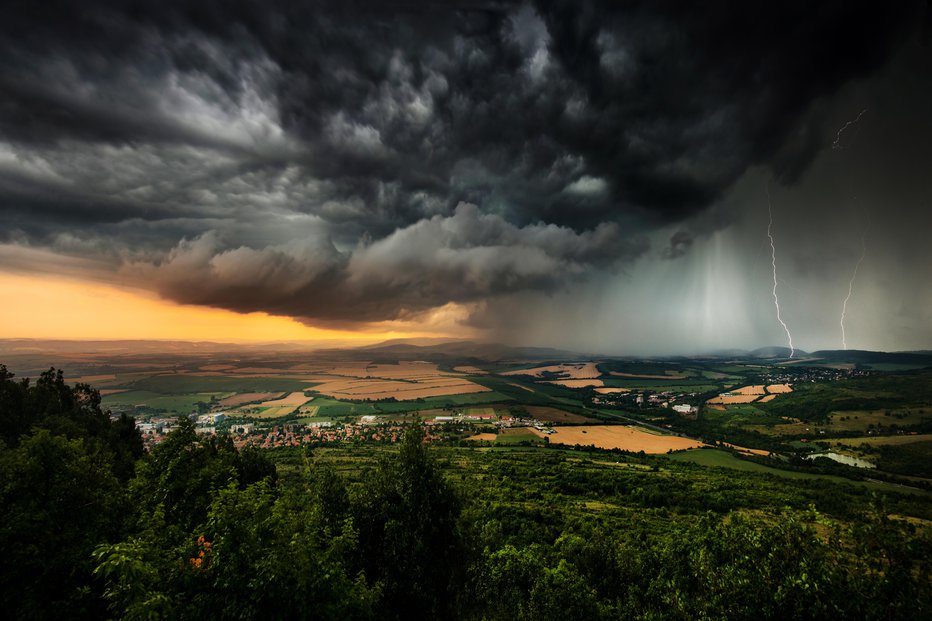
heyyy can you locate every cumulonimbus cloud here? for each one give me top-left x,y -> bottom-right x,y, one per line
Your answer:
126,203 -> 646,325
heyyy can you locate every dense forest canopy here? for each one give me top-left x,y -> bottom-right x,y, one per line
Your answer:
1,366 -> 930,619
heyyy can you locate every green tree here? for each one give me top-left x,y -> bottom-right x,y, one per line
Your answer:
130,417 -> 277,532
0,430 -> 125,619
354,423 -> 463,620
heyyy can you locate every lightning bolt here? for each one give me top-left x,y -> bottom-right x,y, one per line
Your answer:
840,233 -> 867,350
832,108 -> 868,150
766,185 -> 795,358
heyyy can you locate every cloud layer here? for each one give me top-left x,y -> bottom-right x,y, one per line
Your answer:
0,1 -> 929,340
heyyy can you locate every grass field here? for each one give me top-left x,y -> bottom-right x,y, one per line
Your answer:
833,433 -> 932,447
217,392 -> 284,407
602,379 -> 720,392
246,405 -> 300,419
294,415 -> 336,425
126,374 -> 313,394
465,407 -> 496,418
311,398 -> 379,418
102,390 -> 227,413
666,449 -> 930,495
828,408 -> 932,432
371,391 -> 513,413
523,405 -> 597,424
495,428 -> 545,445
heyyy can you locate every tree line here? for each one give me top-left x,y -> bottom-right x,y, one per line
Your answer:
1,366 -> 929,619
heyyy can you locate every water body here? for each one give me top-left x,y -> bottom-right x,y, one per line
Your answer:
805,452 -> 876,469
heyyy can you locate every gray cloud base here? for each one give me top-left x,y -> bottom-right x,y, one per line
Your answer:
0,1 -> 929,344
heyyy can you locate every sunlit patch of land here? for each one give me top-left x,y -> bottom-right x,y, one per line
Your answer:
306,361 -> 490,400
501,362 -> 600,379
706,383 -> 793,406
257,392 -> 313,408
545,378 -> 604,388
546,425 -> 703,453
218,392 -> 284,407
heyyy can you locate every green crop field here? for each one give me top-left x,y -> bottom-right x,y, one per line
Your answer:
495,431 -> 544,445
102,390 -> 226,413
368,391 -> 513,413
466,407 -> 496,417
124,374 -> 315,394
666,449 -> 929,495
602,378 -> 721,391
828,408 -> 932,432
308,398 -> 379,418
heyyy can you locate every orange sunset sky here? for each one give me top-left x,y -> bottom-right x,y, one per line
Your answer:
0,271 -> 456,344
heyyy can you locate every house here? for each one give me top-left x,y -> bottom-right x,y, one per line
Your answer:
672,404 -> 698,420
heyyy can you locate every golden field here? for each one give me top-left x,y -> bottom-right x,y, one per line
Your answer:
546,425 -> 704,453
501,362 -> 601,379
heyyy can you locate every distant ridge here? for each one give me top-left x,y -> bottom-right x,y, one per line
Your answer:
749,346 -> 808,359
809,349 -> 932,366
319,339 -> 579,362
2,338 -> 930,366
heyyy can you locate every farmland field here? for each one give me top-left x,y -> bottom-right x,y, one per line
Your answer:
523,405 -> 597,424
218,392 -> 283,407
707,393 -> 761,405
244,405 -> 300,419
500,362 -> 600,379
609,371 -> 690,380
545,379 -> 603,388
833,433 -> 932,447
495,427 -> 545,445
126,374 -> 313,394
102,390 -> 227,414
257,392 -> 314,408
828,408 -> 932,432
300,361 -> 492,401
465,407 -> 496,418
546,425 -> 703,453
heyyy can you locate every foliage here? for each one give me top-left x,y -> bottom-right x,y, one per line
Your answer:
2,366 -> 931,619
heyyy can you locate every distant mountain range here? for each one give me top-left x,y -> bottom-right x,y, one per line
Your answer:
1,338 -> 931,368
320,339 -> 579,362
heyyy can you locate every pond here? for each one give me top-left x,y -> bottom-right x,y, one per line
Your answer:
804,451 -> 876,469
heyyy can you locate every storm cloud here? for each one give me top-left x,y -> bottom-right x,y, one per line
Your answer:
0,1 -> 929,342
126,203 -> 643,325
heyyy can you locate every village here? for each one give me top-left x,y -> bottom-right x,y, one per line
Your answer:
130,409 -> 559,451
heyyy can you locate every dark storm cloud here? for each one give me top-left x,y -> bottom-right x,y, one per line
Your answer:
662,231 -> 694,260
128,204 -> 644,325
0,0 -> 926,327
